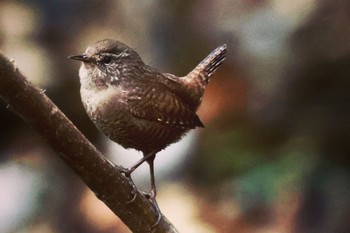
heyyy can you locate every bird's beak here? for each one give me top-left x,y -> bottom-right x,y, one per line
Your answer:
68,54 -> 90,62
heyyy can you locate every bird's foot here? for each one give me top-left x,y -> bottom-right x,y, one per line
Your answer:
125,186 -> 138,204
126,190 -> 162,227
150,197 -> 162,228
140,190 -> 152,199
119,166 -> 133,178
118,166 -> 138,204
140,191 -> 162,228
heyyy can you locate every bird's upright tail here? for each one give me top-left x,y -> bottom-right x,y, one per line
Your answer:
187,44 -> 227,85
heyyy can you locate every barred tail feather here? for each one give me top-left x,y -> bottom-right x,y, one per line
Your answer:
189,44 -> 227,84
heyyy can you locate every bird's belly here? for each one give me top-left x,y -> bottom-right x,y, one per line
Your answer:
99,113 -> 189,153
81,89 -> 188,153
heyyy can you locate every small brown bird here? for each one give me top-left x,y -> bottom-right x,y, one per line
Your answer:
69,39 -> 227,200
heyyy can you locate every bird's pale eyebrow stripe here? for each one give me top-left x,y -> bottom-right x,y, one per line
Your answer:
119,49 -> 129,57
102,49 -> 129,59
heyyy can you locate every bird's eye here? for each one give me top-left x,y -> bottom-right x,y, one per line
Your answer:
102,56 -> 112,64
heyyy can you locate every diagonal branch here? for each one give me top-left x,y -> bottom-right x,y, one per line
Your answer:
0,51 -> 178,233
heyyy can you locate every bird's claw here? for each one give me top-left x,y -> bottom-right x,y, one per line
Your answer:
140,191 -> 151,199
119,166 -> 161,227
125,187 -> 137,204
119,166 -> 138,204
119,166 -> 132,178
126,190 -> 162,227
150,197 -> 162,228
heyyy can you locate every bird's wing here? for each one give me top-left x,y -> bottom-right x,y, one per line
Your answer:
126,82 -> 204,129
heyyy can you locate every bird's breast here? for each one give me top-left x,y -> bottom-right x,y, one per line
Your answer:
80,84 -> 126,123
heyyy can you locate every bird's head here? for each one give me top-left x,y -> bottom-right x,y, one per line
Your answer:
69,39 -> 143,87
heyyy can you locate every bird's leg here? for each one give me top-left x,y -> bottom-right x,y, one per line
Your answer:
119,151 -> 156,178
146,153 -> 157,199
121,151 -> 158,204
123,152 -> 162,226
146,154 -> 162,227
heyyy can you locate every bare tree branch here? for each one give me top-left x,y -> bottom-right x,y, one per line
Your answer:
0,51 -> 178,233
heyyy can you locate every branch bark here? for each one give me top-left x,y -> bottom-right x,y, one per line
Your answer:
0,51 -> 178,233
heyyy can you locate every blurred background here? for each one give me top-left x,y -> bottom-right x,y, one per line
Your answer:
0,0 -> 350,232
